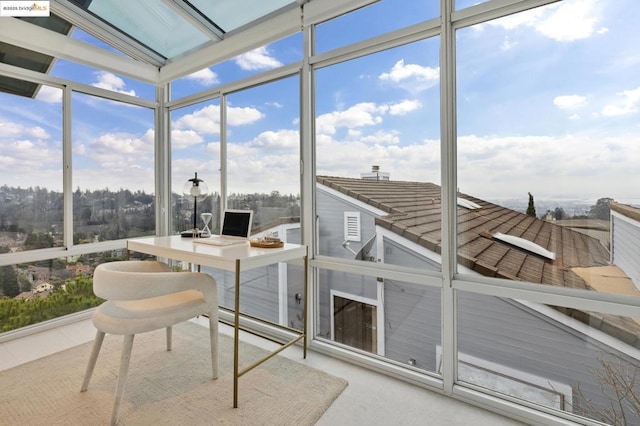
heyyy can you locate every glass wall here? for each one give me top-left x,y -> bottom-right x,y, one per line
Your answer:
316,269 -> 441,374
170,99 -> 222,235
315,0 -> 437,54
458,291 -> 640,424
170,33 -> 302,100
0,249 -> 128,332
0,82 -> 63,254
225,75 -> 301,235
315,38 -> 441,268
3,1 -> 640,424
72,92 -> 155,244
456,1 -> 640,295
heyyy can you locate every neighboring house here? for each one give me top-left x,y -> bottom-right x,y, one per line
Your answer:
66,264 -> 91,275
315,174 -> 640,418
611,202 -> 640,291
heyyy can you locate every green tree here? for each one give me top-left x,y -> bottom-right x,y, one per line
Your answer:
0,273 -> 102,332
0,265 -> 20,298
526,192 -> 536,217
553,207 -> 566,220
589,197 -> 614,220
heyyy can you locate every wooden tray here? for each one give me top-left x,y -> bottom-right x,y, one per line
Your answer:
250,240 -> 284,248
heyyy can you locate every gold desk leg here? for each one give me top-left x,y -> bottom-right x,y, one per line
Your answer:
303,254 -> 308,359
233,259 -> 240,408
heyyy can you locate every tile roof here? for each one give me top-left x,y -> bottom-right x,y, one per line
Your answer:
316,176 -> 640,350
317,175 -> 610,289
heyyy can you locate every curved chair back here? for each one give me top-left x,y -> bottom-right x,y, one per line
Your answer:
92,260 -> 173,301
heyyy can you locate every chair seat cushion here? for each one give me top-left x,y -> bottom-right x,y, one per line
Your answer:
93,290 -> 210,335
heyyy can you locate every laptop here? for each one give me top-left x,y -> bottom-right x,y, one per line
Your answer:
193,209 -> 253,246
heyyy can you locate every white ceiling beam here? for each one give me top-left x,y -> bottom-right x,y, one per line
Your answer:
161,0 -> 225,41
159,6 -> 301,84
51,0 -> 166,67
303,0 -> 379,26
0,18 -> 159,84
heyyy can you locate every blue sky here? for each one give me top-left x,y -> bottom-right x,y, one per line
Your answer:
1,0 -> 639,206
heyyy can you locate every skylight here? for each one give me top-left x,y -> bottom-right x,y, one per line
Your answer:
457,197 -> 482,210
493,232 -> 556,261
65,0 -> 299,62
77,0 -> 210,58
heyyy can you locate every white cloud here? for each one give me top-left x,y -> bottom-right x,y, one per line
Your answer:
235,46 -> 282,71
35,86 -> 62,104
171,129 -> 204,149
185,68 -> 219,86
86,122 -> 637,199
0,134 -> 61,188
486,0 -> 606,43
602,87 -> 640,116
91,71 -> 136,96
488,7 -> 546,31
315,133 -> 441,184
316,102 -> 388,135
89,132 -> 149,157
389,99 -> 422,116
247,129 -> 299,150
379,60 -> 439,93
553,94 -> 587,109
457,133 -> 640,200
500,37 -> 517,51
359,130 -> 401,145
227,105 -> 265,126
536,0 -> 605,42
66,130 -> 156,192
173,104 -> 264,134
0,120 -> 50,140
316,99 -> 421,137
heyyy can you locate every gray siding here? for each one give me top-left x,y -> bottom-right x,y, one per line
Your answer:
203,226 -> 305,328
612,215 -> 640,288
384,238 -> 440,270
316,188 -> 378,260
458,292 -> 640,417
384,281 -> 441,371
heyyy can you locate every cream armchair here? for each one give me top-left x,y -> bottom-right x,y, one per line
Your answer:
80,260 -> 219,426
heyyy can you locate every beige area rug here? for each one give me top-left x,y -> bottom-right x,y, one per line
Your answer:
0,322 -> 348,425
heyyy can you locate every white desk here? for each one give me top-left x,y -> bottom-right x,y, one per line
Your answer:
126,235 -> 308,408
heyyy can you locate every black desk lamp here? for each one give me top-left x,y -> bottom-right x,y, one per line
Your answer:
181,172 -> 209,238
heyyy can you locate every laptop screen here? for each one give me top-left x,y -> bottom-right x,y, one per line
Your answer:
221,210 -> 253,238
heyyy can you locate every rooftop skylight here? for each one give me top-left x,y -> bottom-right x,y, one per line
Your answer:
457,197 -> 482,210
493,232 -> 556,261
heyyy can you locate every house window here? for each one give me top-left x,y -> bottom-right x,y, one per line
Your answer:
344,212 -> 361,242
333,295 -> 377,353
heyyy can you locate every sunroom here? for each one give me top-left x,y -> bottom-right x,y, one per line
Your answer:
1,0 -> 640,425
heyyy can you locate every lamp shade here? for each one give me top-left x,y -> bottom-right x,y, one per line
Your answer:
183,172 -> 209,201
